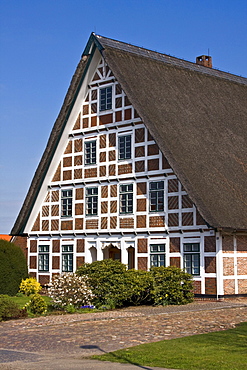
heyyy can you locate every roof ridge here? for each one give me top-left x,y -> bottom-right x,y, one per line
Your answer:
95,34 -> 247,86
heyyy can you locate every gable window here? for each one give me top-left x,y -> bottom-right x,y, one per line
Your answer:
118,135 -> 131,160
38,245 -> 49,272
183,243 -> 200,275
149,181 -> 164,212
62,245 -> 73,272
100,86 -> 112,111
119,184 -> 133,214
86,187 -> 98,216
61,190 -> 73,217
150,244 -> 165,267
85,140 -> 96,165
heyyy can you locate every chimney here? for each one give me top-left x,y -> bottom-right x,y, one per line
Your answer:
196,55 -> 212,68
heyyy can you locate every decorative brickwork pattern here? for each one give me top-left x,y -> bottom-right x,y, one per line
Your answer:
109,150 -> 116,161
110,216 -> 117,229
64,141 -> 72,154
222,235 -> 234,252
137,182 -> 146,195
118,163 -> 132,175
135,146 -> 145,157
193,280 -> 201,294
168,178 -> 179,193
224,279 -> 235,294
170,257 -> 181,268
39,275 -> 50,285
204,236 -> 216,252
99,113 -> 113,125
223,257 -> 234,276
61,220 -> 73,230
32,213 -> 40,232
238,279 -> 247,294
101,201 -> 108,213
182,195 -> 193,208
149,216 -> 165,227
148,158 -> 159,171
162,155 -> 170,169
101,217 -> 108,229
109,164 -> 116,176
109,133 -> 116,147
63,170 -> 72,181
76,257 -> 85,269
52,163 -> 61,182
196,210 -> 205,225
51,220 -> 59,231
168,213 -> 179,227
101,186 -> 108,198
236,236 -> 247,252
182,212 -> 194,226
138,257 -> 148,270
77,239 -> 85,253
137,199 -> 146,212
205,278 -> 217,295
75,218 -> 83,230
85,168 -> 97,178
120,217 -> 134,228
52,240 -> 60,253
137,215 -> 146,228
42,206 -> 49,217
100,152 -> 106,162
30,240 -> 37,253
135,161 -> 145,172
74,168 -> 82,179
76,188 -> 84,200
205,257 -> 216,273
74,155 -> 82,166
74,139 -> 82,152
137,238 -> 148,253
110,200 -> 117,213
100,166 -> 106,177
170,237 -> 180,253
110,184 -> 117,197
52,256 -> 60,269
168,196 -> 178,210
51,190 -> 59,202
30,256 -> 37,269
237,257 -> 247,275
148,144 -> 159,156
51,205 -> 59,217
135,128 -> 145,143
63,157 -> 72,167
86,219 -> 98,229
75,203 -> 83,215
124,108 -> 132,120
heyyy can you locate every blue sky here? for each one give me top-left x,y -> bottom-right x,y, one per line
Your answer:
0,0 -> 246,234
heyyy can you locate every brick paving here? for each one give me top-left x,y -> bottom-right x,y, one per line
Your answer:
0,299 -> 246,369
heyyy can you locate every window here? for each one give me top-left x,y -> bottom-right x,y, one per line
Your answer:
86,187 -> 98,215
61,189 -> 73,217
85,141 -> 96,165
119,184 -> 133,214
118,135 -> 131,160
62,245 -> 73,272
100,86 -> 112,111
184,243 -> 200,275
38,245 -> 49,272
150,244 -> 165,267
149,181 -> 164,211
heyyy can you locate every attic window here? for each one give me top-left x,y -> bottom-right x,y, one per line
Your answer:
100,86 -> 112,111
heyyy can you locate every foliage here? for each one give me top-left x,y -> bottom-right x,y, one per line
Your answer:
77,259 -> 129,308
47,273 -> 94,309
150,266 -> 194,305
0,240 -> 28,296
0,294 -> 27,321
19,277 -> 42,296
124,269 -> 153,306
25,294 -> 47,315
92,322 -> 247,370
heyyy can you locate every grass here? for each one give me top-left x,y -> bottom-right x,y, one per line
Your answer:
10,295 -> 52,309
92,322 -> 247,370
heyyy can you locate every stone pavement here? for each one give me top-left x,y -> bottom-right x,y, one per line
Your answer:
0,299 -> 246,369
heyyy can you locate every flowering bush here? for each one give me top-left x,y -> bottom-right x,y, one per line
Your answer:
25,294 -> 47,315
19,277 -> 42,296
47,273 -> 94,309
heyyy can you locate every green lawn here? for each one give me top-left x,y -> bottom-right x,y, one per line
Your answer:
92,322 -> 247,370
10,295 -> 52,309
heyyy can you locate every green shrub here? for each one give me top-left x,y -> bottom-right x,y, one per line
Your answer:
124,269 -> 153,306
26,294 -> 47,315
150,266 -> 194,305
19,277 -> 42,296
77,259 -> 129,308
0,240 -> 28,296
47,273 -> 94,309
0,294 -> 27,321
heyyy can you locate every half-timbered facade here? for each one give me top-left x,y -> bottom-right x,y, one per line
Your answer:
11,34 -> 247,297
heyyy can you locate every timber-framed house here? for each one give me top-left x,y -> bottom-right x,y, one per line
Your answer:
11,33 -> 247,298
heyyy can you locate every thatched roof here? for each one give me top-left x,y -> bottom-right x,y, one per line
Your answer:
11,33 -> 247,234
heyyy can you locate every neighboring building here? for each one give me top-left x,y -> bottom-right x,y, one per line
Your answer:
0,235 -> 11,242
11,33 -> 247,297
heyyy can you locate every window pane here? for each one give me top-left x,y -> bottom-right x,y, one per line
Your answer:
149,182 -> 164,212
100,86 -> 112,111
119,135 -> 131,160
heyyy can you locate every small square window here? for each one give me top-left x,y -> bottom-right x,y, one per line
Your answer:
100,86 -> 112,111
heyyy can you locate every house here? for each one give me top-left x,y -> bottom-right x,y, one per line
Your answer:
11,33 -> 247,298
